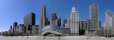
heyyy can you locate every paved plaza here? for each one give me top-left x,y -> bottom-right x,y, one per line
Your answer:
0,36 -> 114,40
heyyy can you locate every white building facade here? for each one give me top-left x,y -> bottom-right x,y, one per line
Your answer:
69,6 -> 79,35
105,10 -> 114,36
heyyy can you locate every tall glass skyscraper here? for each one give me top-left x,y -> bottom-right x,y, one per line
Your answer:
90,3 -> 99,30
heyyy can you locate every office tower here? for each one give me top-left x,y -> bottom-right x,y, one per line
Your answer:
13,22 -> 18,31
13,22 -> 18,29
79,21 -> 88,30
19,24 -> 25,33
24,12 -> 35,33
12,22 -> 18,35
32,25 -> 39,35
9,25 -> 13,34
57,16 -> 61,27
10,25 -> 13,30
50,13 -> 58,26
61,19 -> 70,36
24,13 -> 35,26
69,6 -> 79,35
90,3 -> 99,30
79,21 -> 88,35
16,24 -> 24,33
50,13 -> 61,27
104,10 -> 114,36
63,19 -> 67,27
40,5 -> 49,34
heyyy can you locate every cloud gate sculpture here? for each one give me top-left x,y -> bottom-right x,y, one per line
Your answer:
41,25 -> 62,36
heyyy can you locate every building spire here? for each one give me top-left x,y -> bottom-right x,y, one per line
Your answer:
42,4 -> 46,16
71,6 -> 76,13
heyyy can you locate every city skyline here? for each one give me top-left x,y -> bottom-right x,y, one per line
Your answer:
0,0 -> 114,32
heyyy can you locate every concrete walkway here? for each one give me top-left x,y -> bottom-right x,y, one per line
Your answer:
0,36 -> 113,40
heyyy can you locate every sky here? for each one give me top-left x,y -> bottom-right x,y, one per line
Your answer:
0,0 -> 114,32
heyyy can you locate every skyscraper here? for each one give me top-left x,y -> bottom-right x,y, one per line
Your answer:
40,5 -> 49,34
104,10 -> 114,36
13,22 -> 18,29
50,13 -> 58,26
90,3 -> 99,30
50,13 -> 61,27
10,25 -> 13,30
63,19 -> 67,27
57,16 -> 61,27
69,6 -> 79,35
12,22 -> 18,35
79,21 -> 88,35
13,22 -> 18,31
24,12 -> 35,33
24,13 -> 35,26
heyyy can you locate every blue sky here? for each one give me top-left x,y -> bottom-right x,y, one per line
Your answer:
0,0 -> 114,32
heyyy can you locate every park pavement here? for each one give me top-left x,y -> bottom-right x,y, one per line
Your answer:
0,36 -> 114,40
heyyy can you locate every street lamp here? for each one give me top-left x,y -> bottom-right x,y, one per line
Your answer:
85,19 -> 90,39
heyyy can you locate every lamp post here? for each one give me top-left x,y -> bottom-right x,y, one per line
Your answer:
86,19 -> 89,39
87,20 -> 89,39
58,36 -> 60,40
27,31 -> 29,38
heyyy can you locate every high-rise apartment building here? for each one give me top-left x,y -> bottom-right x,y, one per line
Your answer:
90,3 -> 99,30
